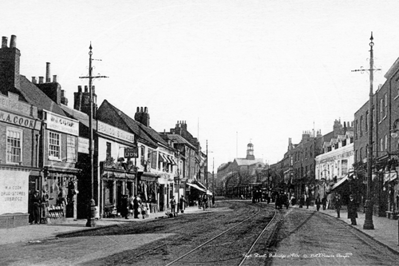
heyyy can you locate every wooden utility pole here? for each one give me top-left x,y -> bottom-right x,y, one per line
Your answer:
80,43 -> 108,227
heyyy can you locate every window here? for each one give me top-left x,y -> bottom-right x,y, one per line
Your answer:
380,98 -> 384,121
140,145 -> 145,165
380,138 -> 384,152
106,142 -> 111,159
66,135 -> 76,162
6,127 -> 22,164
48,131 -> 61,160
365,111 -> 368,132
147,149 -> 157,169
385,93 -> 388,119
342,159 -> 348,175
360,115 -> 363,137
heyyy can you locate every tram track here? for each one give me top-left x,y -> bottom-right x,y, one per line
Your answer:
164,204 -> 279,266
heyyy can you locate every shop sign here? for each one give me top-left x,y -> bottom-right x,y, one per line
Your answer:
45,110 -> 79,136
98,121 -> 134,143
0,170 -> 29,215
0,110 -> 39,129
124,147 -> 138,158
78,137 -> 89,154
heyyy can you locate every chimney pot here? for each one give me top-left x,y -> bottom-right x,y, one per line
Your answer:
140,107 -> 143,112
39,76 -> 44,84
32,77 -> 37,84
1,37 -> 7,48
144,107 -> 148,113
9,35 -> 16,48
78,85 -> 82,92
53,75 -> 57,83
136,107 -> 140,112
84,85 -> 88,93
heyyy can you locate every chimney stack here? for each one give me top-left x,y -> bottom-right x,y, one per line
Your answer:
53,75 -> 57,83
9,35 -> 16,48
39,76 -> 44,84
1,37 -> 7,48
46,62 -> 51,82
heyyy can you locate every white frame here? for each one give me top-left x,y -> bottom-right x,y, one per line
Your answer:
6,127 -> 23,164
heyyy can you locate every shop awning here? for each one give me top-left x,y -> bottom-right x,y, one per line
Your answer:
168,156 -> 177,165
159,153 -> 168,163
187,183 -> 206,192
102,170 -> 126,178
331,176 -> 349,191
384,171 -> 398,183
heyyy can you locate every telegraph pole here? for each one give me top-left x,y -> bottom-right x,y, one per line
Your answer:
80,43 -> 108,227
352,32 -> 380,230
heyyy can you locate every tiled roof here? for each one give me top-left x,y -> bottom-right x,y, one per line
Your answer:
97,100 -> 157,148
60,104 -> 93,129
164,134 -> 196,149
19,76 -> 65,116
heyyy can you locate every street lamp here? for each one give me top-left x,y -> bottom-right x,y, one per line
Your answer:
363,33 -> 376,230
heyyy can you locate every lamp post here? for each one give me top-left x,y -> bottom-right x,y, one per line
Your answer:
352,33 -> 379,229
363,33 -> 376,230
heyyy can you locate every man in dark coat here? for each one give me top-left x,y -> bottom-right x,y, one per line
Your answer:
133,195 -> 140,218
322,196 -> 327,210
315,196 -> 321,211
334,193 -> 342,218
347,194 -> 358,225
32,190 -> 41,224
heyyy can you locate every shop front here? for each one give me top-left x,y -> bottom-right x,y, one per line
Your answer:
138,172 -> 160,213
42,166 -> 80,221
101,167 -> 135,218
0,166 -> 38,228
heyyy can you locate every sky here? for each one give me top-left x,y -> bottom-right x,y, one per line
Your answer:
1,0 -> 399,170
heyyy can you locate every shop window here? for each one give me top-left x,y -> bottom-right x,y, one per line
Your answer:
49,131 -> 61,160
67,135 -> 76,162
140,145 -> 145,165
6,127 -> 22,164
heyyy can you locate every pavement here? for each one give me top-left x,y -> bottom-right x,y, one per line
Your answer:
2,202 -> 399,257
297,204 -> 399,255
0,205 -> 207,245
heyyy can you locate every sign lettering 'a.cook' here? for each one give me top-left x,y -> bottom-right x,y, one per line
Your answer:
0,110 -> 38,129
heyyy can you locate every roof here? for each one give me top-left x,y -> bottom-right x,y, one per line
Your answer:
235,158 -> 264,166
19,76 -> 65,116
97,100 -> 157,148
163,134 -> 196,149
60,104 -> 92,129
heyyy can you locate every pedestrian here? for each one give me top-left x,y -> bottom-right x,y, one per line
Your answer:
212,194 -> 215,207
141,202 -> 147,219
306,195 -> 310,209
40,190 -> 49,224
315,196 -> 321,211
202,194 -> 208,210
334,193 -> 342,218
121,195 -> 129,219
32,190 -> 41,224
322,196 -> 327,210
348,194 -> 358,225
128,194 -> 134,217
179,195 -> 187,213
299,194 -> 305,208
133,195 -> 140,219
170,196 -> 177,217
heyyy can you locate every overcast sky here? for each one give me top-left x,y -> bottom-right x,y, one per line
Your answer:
1,0 -> 398,170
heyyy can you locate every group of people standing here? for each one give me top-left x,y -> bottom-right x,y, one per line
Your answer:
316,193 -> 358,226
121,194 -> 149,219
29,189 -> 49,224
